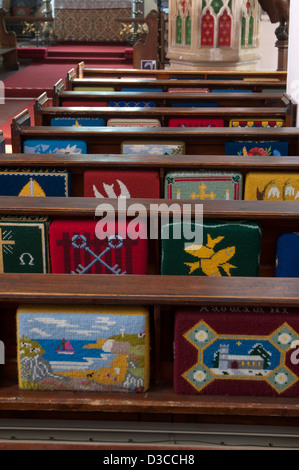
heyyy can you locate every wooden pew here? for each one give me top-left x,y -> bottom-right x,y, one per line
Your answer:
0,131 -> 5,153
3,152 -> 299,199
11,109 -> 299,156
66,68 -> 286,93
34,91 -> 296,127
1,196 -> 299,432
52,79 -> 290,109
0,9 -> 18,71
77,61 -> 287,82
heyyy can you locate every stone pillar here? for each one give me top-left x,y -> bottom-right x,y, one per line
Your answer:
287,0 -> 299,126
167,0 -> 261,70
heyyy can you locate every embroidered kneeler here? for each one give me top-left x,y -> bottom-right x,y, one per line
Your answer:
49,219 -> 148,275
0,216 -> 49,273
167,88 -> 210,93
23,139 -> 87,155
51,117 -> 106,127
107,119 -> 161,128
0,169 -> 71,197
171,102 -> 219,108
73,87 -> 115,91
122,141 -> 185,155
168,118 -> 224,127
244,172 -> 299,201
174,306 -> 299,397
120,88 -> 163,92
84,169 -> 160,199
229,119 -> 284,128
225,140 -> 289,157
211,89 -> 252,93
161,220 -> 261,277
108,101 -> 156,108
164,171 -> 242,200
61,101 -> 108,107
17,304 -> 150,392
276,233 -> 299,277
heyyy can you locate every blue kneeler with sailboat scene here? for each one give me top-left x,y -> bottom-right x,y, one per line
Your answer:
17,304 -> 150,392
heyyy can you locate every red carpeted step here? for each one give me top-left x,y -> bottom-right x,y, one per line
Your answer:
41,56 -> 129,65
2,45 -> 133,99
46,50 -> 125,58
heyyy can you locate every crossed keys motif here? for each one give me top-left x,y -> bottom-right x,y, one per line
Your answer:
71,234 -> 126,275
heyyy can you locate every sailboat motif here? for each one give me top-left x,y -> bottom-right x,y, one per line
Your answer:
18,178 -> 46,197
56,339 -> 75,355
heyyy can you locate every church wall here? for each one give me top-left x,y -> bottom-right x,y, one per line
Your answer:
256,11 -> 278,70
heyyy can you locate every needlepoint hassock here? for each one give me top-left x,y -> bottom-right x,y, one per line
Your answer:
61,101 -> 108,107
0,169 -> 71,197
51,117 -> 106,127
174,306 -> 299,397
167,88 -> 210,93
107,119 -> 161,128
171,102 -> 219,107
84,170 -> 160,199
244,173 -> 299,201
17,304 -> 150,392
229,119 -> 284,128
23,139 -> 87,155
225,141 -> 289,156
121,141 -> 185,156
164,172 -> 242,200
276,233 -> 299,278
161,221 -> 261,277
0,216 -> 49,273
120,88 -> 163,93
168,118 -> 224,127
108,101 -> 156,108
49,219 -> 148,275
73,87 -> 115,91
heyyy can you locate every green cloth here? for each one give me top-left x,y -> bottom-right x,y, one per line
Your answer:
0,216 -> 49,273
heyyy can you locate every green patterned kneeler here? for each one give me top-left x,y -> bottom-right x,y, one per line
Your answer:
164,172 -> 242,200
17,304 -> 150,392
0,216 -> 49,273
161,220 -> 261,277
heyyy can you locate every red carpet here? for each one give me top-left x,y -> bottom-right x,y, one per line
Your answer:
4,44 -> 133,98
4,63 -> 77,98
1,44 -> 133,151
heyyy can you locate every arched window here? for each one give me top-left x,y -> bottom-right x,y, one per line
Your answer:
176,15 -> 183,44
218,9 -> 231,46
241,16 -> 246,46
201,9 -> 215,46
186,15 -> 191,45
248,16 -> 254,45
241,0 -> 258,47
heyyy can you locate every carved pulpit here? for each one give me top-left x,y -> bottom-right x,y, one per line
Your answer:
167,0 -> 262,70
